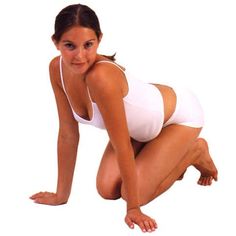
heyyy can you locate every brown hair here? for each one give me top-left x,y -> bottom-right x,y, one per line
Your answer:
52,4 -> 115,61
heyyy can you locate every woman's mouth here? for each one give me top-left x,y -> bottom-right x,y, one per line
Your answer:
72,62 -> 86,66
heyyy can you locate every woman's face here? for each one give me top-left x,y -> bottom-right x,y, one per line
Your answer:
55,26 -> 101,75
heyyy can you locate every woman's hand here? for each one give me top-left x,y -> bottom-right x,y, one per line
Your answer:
30,192 -> 68,206
125,208 -> 158,233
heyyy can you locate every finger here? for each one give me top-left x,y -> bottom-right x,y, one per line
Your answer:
152,219 -> 158,229
44,192 -> 55,197
148,219 -> 157,231
30,192 -> 45,199
199,177 -> 206,186
214,174 -> 218,182
198,177 -> 205,185
138,221 -> 146,233
204,177 -> 210,185
34,196 -> 56,205
203,177 -> 209,186
207,177 -> 213,185
144,220 -> 152,232
124,216 -> 134,229
31,192 -> 54,199
34,198 -> 45,204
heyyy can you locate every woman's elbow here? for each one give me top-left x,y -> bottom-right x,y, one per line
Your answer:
58,124 -> 80,143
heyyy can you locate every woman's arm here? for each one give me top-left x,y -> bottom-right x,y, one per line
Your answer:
86,64 -> 157,232
55,119 -> 79,203
87,64 -> 139,210
30,57 -> 79,205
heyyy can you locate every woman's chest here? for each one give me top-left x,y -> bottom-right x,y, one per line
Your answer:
64,79 -> 93,120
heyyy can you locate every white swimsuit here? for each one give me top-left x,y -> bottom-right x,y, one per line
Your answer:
59,57 -> 204,142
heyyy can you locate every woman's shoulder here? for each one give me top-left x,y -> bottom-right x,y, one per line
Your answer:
86,63 -> 114,94
86,60 -> 128,99
49,56 -> 61,86
49,56 -> 60,71
87,60 -> 125,83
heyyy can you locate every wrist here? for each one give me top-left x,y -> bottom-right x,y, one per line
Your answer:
127,199 -> 140,212
127,206 -> 141,213
56,191 -> 70,202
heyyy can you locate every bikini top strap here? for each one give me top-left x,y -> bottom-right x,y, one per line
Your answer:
59,56 -> 79,108
60,56 -> 94,105
59,56 -> 67,92
59,57 -> 125,104
95,60 -> 125,73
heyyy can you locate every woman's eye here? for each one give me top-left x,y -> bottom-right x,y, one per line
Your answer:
64,43 -> 75,50
84,42 -> 93,49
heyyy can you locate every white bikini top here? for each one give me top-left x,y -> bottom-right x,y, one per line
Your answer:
59,56 -> 164,142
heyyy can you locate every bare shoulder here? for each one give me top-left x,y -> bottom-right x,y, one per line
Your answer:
86,62 -> 125,96
49,56 -> 61,87
49,56 -> 60,74
87,63 -> 114,86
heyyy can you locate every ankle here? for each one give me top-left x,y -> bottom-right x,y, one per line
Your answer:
192,138 -> 207,166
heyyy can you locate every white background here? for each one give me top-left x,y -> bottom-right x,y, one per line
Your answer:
0,0 -> 235,235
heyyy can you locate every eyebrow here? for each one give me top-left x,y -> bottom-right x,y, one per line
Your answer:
62,39 -> 96,43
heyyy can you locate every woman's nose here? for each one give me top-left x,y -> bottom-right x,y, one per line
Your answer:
75,47 -> 85,60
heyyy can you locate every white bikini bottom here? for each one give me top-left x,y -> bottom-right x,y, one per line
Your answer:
163,87 -> 204,128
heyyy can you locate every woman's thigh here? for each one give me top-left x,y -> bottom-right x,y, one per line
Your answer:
132,125 -> 201,202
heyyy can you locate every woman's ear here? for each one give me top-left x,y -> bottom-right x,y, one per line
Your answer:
51,36 -> 59,50
98,33 -> 103,43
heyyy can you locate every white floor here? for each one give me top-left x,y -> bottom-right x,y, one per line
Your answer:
1,0 -> 236,235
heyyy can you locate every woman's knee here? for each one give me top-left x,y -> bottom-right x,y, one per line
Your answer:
96,178 -> 121,200
196,138 -> 209,152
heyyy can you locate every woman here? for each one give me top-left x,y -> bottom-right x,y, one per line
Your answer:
30,4 -> 218,233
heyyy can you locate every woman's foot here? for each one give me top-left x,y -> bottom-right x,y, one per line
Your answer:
193,138 -> 218,186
